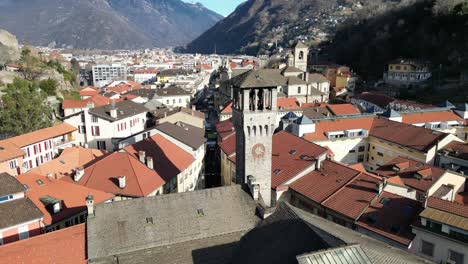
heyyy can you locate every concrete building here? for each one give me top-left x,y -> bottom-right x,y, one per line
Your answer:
384,59 -> 432,85
92,64 -> 127,88
133,69 -> 159,84
153,86 -> 192,108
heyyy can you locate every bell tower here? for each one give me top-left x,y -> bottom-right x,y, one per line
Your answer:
232,70 -> 278,207
292,42 -> 309,72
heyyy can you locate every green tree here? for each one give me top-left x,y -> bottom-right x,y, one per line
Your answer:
0,78 -> 53,137
38,79 -> 58,96
19,48 -> 44,81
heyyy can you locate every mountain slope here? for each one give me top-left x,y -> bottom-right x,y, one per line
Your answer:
0,0 -> 222,49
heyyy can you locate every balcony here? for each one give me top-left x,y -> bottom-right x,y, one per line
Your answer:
53,138 -> 76,149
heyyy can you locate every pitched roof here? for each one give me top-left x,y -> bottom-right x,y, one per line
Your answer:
326,104 -> 361,116
290,160 -> 361,203
375,156 -> 445,192
370,118 -> 448,152
219,134 -> 236,158
88,100 -> 148,122
155,86 -> 192,97
0,140 -> 24,162
230,69 -> 286,88
440,141 -> 468,160
124,134 -> 194,182
0,197 -> 43,229
17,173 -> 53,189
87,185 -> 260,261
155,122 -> 205,150
64,152 -> 165,197
0,172 -> 26,196
427,196 -> 468,218
293,41 -> 308,49
216,118 -> 235,140
25,180 -> 114,225
62,99 -> 89,109
282,66 -> 304,75
303,116 -> 375,141
28,146 -> 107,180
5,123 -> 77,148
308,73 -> 329,83
322,173 -> 381,220
271,131 -> 328,189
357,192 -> 422,246
352,92 -> 395,108
277,97 -> 300,110
401,110 -> 464,124
79,86 -> 99,97
297,244 -> 372,264
0,224 -> 86,264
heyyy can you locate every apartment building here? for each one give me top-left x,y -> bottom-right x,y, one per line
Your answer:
384,59 -> 432,85
92,64 -> 127,88
153,86 -> 192,108
133,69 -> 159,84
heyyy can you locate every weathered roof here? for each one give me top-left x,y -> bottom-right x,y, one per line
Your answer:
0,223 -> 86,264
156,122 -> 206,150
0,197 -> 43,229
5,123 -> 77,148
155,86 -> 192,97
230,69 -> 286,88
87,185 -> 260,262
282,66 -> 304,75
296,244 -> 372,264
0,172 -> 26,196
88,100 -> 149,122
293,41 -> 309,49
0,140 -> 24,162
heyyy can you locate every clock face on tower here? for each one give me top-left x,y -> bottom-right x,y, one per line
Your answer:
252,143 -> 266,159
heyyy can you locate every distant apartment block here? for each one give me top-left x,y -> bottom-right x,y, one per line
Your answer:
384,59 -> 432,85
92,64 -> 127,88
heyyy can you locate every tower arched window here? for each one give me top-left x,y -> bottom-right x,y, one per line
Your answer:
247,126 -> 251,136
299,51 -> 304,60
259,125 -> 263,136
253,126 -> 257,136
265,125 -> 269,135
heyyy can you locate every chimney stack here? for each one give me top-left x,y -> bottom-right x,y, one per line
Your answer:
110,107 -> 118,119
139,151 -> 146,163
74,167 -> 85,182
86,195 -> 95,217
146,156 -> 154,170
118,176 -> 126,189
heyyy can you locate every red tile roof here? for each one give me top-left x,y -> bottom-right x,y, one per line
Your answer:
427,197 -> 468,218
79,86 -> 98,97
322,173 -> 382,220
124,134 -> 194,182
216,118 -> 235,140
0,224 -> 86,264
5,123 -> 77,148
219,134 -> 236,157
63,152 -> 165,197
17,173 -> 53,188
326,104 -> 360,116
0,139 -> 24,162
402,110 -> 464,124
352,92 -> 396,108
370,118 -> 448,152
277,97 -> 300,110
134,69 -> 159,74
303,116 -> 375,141
271,131 -> 328,189
357,191 -> 422,246
62,99 -> 89,109
25,180 -> 114,225
456,192 -> 468,205
28,146 -> 107,180
221,101 -> 233,114
289,160 -> 361,203
440,141 -> 468,160
375,156 -> 445,192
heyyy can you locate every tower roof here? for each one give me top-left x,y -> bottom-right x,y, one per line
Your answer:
230,69 -> 286,88
293,41 -> 308,49
296,115 -> 314,125
281,112 -> 298,120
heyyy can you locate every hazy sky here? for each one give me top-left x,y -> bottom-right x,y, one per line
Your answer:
196,0 -> 246,16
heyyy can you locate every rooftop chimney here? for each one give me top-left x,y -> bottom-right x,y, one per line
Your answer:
74,167 -> 85,182
110,107 -> 118,119
118,176 -> 126,189
139,151 -> 146,163
86,195 -> 95,217
146,156 -> 154,170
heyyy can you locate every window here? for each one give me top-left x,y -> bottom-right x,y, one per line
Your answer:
79,126 -> 86,134
420,240 -> 434,257
377,152 -> 384,157
358,154 -> 365,162
9,159 -> 17,169
298,86 -> 301,94
0,195 -> 13,203
91,116 -> 98,123
349,149 -> 356,153
92,126 -> 100,136
179,98 -> 182,103
358,146 -> 365,152
18,225 -> 29,240
97,141 -> 107,150
449,250 -> 464,264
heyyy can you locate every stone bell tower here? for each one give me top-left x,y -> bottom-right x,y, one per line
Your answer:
232,70 -> 278,207
292,42 -> 309,72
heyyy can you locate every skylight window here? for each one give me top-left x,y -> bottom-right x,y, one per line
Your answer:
36,179 -> 44,186
273,169 -> 282,174
289,150 -> 297,154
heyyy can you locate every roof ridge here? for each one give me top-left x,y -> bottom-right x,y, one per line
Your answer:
126,153 -> 146,197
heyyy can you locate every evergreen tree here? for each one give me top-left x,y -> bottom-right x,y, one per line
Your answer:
0,78 -> 53,138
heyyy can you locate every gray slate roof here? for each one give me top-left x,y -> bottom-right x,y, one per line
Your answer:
89,100 -> 149,122
155,86 -> 192,97
282,66 -> 304,75
87,185 -> 260,262
0,197 -> 43,229
127,89 -> 156,99
156,122 -> 206,150
287,76 -> 308,85
230,69 -> 286,88
0,172 -> 26,197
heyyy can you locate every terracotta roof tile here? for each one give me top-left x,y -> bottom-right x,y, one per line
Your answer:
0,140 -> 24,162
5,123 -> 77,148
216,119 -> 235,140
303,116 -> 375,141
124,134 -> 194,182
28,147 -> 107,180
63,152 -> 165,197
79,86 -> 99,97
62,99 -> 89,109
219,134 -> 236,157
271,131 -> 328,189
25,181 -> 114,225
402,110 -> 464,124
427,196 -> 468,218
375,156 -> 445,192
277,97 -> 300,110
326,104 -> 361,116
0,224 -> 86,264
290,160 -> 361,203
357,192 -> 422,246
